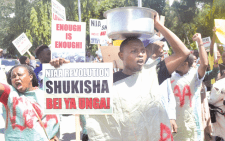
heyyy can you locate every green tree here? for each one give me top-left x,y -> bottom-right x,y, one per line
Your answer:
1,0 -> 34,58
26,0 -> 51,53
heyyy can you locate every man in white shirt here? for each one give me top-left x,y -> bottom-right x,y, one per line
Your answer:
86,13 -> 190,141
170,33 -> 208,141
145,36 -> 177,133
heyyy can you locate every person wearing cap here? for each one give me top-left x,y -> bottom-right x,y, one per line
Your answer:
143,34 -> 166,63
170,33 -> 208,141
86,13 -> 190,141
144,35 -> 178,134
0,48 -> 4,59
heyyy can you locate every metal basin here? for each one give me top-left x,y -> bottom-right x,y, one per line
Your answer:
104,7 -> 157,40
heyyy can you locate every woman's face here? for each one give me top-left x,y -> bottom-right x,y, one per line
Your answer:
11,67 -> 33,93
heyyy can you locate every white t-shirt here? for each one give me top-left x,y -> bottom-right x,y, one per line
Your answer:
209,78 -> 225,139
160,78 -> 176,120
171,67 -> 204,141
86,62 -> 173,141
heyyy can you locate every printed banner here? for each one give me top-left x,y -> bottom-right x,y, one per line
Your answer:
12,33 -> 32,55
90,19 -> 108,44
202,37 -> 211,51
51,0 -> 66,21
43,63 -> 113,114
51,21 -> 86,62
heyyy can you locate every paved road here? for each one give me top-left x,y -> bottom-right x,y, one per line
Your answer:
0,103 -> 82,141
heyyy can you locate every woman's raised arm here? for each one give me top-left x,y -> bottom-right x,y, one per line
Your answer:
0,83 -> 5,97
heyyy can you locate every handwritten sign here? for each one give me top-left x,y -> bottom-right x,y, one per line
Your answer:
90,19 -> 108,44
12,33 -> 32,55
51,0 -> 66,21
43,63 -> 113,114
51,21 -> 86,62
202,37 -> 211,51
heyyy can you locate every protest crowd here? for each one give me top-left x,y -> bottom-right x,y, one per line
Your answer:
0,1 -> 225,141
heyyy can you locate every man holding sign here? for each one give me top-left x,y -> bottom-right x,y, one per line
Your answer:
34,45 -> 70,89
86,13 -> 190,141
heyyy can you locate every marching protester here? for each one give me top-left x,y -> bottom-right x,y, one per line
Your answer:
85,50 -> 94,62
192,50 -> 217,140
218,51 -> 225,79
94,44 -> 103,63
33,45 -> 90,141
34,45 -> 70,89
208,76 -> 225,141
86,13 -> 190,140
145,35 -> 177,133
34,45 -> 52,89
19,55 -> 37,70
0,48 -> 4,59
171,33 -> 208,140
209,27 -> 225,81
0,64 -> 60,141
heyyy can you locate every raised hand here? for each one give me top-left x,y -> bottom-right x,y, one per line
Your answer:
50,58 -> 70,68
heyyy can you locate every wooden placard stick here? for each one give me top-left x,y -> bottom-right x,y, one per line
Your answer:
76,0 -> 82,140
75,114 -> 80,141
213,43 -> 218,60
27,50 -> 32,57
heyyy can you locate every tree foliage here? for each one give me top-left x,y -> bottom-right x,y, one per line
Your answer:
0,0 -> 224,57
26,0 -> 51,53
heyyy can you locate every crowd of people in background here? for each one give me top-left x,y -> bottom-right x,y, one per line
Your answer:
0,13 -> 225,141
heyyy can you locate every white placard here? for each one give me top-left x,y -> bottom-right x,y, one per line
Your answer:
51,21 -> 86,62
202,37 -> 211,51
52,0 -> 66,21
90,19 -> 108,44
12,33 -> 32,55
43,63 -> 113,114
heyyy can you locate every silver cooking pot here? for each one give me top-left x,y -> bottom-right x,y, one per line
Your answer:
104,7 -> 157,40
